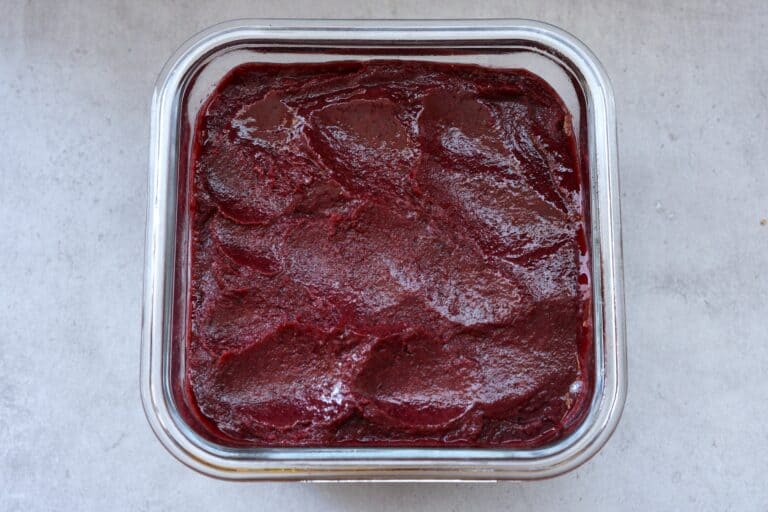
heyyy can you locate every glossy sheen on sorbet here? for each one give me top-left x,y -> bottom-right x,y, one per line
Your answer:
186,60 -> 592,447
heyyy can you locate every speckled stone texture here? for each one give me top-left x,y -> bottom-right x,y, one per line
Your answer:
1,1 -> 767,510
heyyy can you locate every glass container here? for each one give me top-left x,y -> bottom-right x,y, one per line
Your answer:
141,18 -> 626,481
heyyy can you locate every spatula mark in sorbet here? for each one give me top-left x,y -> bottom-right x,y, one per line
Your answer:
186,60 -> 592,447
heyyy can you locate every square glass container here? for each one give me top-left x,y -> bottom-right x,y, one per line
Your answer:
141,19 -> 626,481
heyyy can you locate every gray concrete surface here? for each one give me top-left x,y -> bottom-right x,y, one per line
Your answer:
1,1 -> 767,510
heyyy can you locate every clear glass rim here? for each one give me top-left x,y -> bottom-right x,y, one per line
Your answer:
141,18 -> 626,481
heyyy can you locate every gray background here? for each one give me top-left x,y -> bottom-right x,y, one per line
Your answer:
2,0 -> 767,510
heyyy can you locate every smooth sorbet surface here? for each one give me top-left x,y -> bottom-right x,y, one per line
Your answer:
185,60 -> 592,447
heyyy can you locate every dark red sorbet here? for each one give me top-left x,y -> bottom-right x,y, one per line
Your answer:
185,60 -> 592,447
